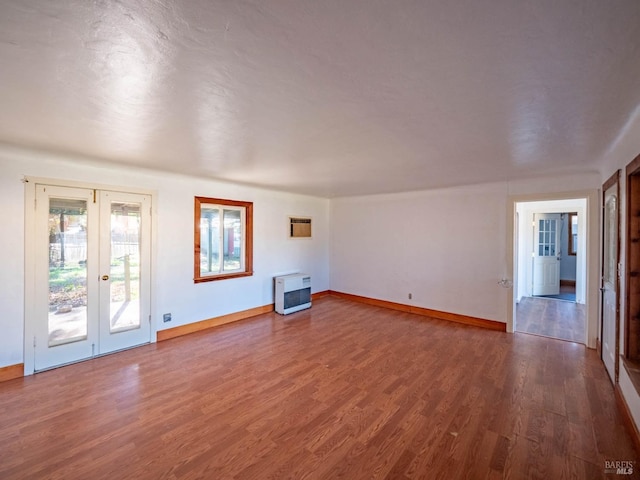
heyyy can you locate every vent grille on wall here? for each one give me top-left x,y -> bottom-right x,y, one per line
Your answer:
290,217 -> 311,238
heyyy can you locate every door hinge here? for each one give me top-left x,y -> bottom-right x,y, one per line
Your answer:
93,189 -> 97,203
149,315 -> 151,324
33,336 -> 36,347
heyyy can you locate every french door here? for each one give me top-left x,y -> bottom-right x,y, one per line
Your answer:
33,185 -> 151,371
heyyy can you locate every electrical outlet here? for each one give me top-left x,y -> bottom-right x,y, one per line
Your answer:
163,313 -> 172,323
408,293 -> 412,300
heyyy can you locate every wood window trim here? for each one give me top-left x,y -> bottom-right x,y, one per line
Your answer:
568,212 -> 578,256
194,196 -> 253,283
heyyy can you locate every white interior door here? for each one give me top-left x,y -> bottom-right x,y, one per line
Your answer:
532,213 -> 561,296
33,185 -> 151,371
601,179 -> 619,384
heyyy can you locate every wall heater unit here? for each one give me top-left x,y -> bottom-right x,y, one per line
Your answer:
275,273 -> 311,315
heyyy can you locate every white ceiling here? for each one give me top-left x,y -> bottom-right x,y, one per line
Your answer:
0,1 -> 639,197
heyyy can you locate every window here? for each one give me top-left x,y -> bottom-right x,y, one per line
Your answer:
568,212 -> 578,255
537,218 -> 557,256
194,197 -> 253,282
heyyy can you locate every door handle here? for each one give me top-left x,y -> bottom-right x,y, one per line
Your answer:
101,275 -> 109,281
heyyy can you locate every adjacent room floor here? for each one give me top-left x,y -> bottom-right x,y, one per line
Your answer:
0,296 -> 635,479
516,294 -> 585,344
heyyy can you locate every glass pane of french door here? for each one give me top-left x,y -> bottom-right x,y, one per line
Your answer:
48,197 -> 89,346
35,185 -> 97,371
98,191 -> 151,355
108,201 -> 141,333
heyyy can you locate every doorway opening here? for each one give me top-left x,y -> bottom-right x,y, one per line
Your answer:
513,198 -> 587,343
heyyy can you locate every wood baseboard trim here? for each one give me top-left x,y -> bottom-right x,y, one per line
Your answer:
0,363 -> 24,383
560,279 -> 576,287
615,383 -> 640,455
329,290 -> 411,313
328,291 -> 506,332
410,304 -> 507,331
157,304 -> 274,342
158,292 -> 329,342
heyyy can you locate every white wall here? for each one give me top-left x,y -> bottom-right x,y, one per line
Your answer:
331,174 -> 599,327
331,182 -> 508,321
0,145 -> 330,370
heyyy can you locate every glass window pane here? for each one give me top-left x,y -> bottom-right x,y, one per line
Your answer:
223,209 -> 242,272
200,208 -> 220,275
109,202 -> 141,333
539,245 -> 543,256
550,220 -> 556,232
48,198 -> 88,346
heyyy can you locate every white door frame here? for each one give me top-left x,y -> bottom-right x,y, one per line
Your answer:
24,176 -> 157,375
506,190 -> 600,348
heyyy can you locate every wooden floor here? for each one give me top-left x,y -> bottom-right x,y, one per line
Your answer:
516,295 -> 586,344
0,296 -> 637,479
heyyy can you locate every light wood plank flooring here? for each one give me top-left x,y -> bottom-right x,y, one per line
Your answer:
516,296 -> 586,344
0,296 -> 636,479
